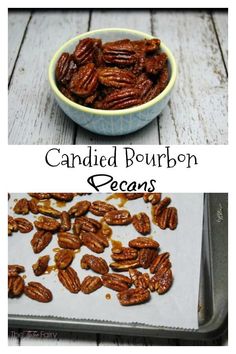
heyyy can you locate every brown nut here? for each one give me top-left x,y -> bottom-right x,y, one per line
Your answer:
58,267 -> 81,293
8,264 -> 25,277
69,63 -> 98,97
136,73 -> 153,98
34,216 -> 60,232
8,275 -> 25,298
124,193 -> 144,200
31,231 -> 53,254
111,247 -> 138,261
28,199 -> 39,214
132,212 -> 151,235
89,200 -> 117,216
55,53 -> 77,85
57,232 -> 82,250
143,193 -> 161,205
13,198 -> 29,215
37,205 -> 61,218
98,67 -> 136,88
149,268 -> 173,294
103,39 -> 136,66
32,255 -> 50,276
117,288 -> 150,306
104,209 -> 132,225
8,216 -> 18,235
73,38 -> 102,66
128,237 -> 159,249
68,200 -> 91,217
14,218 -> 33,233
154,207 -> 178,230
149,252 -> 171,274
54,249 -> 74,269
60,211 -> 71,231
24,281 -> 53,302
143,65 -> 169,103
28,193 -> 51,200
81,254 -> 109,275
102,273 -> 132,292
96,87 -> 141,110
129,269 -> 150,289
138,248 -> 158,269
73,216 -> 102,233
168,207 -> 178,230
50,193 -> 75,202
80,231 -> 108,253
109,259 -> 140,272
145,53 -> 168,75
81,276 -> 103,294
153,197 -> 171,217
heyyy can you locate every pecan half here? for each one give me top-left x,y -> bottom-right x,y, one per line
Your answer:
81,276 -> 103,294
129,237 -> 159,249
24,282 -> 53,302
34,216 -> 60,232
28,193 -> 51,200
149,252 -> 171,274
103,39 -> 136,66
28,199 -> 39,214
132,212 -> 151,235
124,193 -> 144,200
133,39 -> 160,54
143,193 -> 161,205
58,267 -> 81,293
13,198 -> 29,214
129,269 -> 150,289
8,276 -> 25,298
117,288 -> 150,306
81,254 -> 109,275
154,207 -> 178,230
143,65 -> 169,102
55,249 -> 74,269
8,264 -> 25,277
14,218 -> 33,233
31,231 -> 53,253
149,268 -> 173,294
104,209 -> 132,225
96,87 -> 141,110
37,205 -> 61,218
138,248 -> 158,269
55,53 -> 77,85
145,53 -> 168,75
32,255 -> 50,276
136,73 -> 153,98
69,63 -> 98,97
98,67 -> 136,88
57,232 -> 81,250
111,247 -> 138,261
60,211 -> 71,231
68,201 -> 91,217
102,273 -> 132,292
80,231 -> 108,253
50,193 -> 75,202
8,216 -> 18,235
73,38 -> 102,66
153,197 -> 171,217
89,200 -> 117,216
168,207 -> 178,230
110,259 -> 140,272
73,216 -> 101,233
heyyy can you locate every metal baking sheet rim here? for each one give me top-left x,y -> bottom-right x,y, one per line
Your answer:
8,194 -> 228,340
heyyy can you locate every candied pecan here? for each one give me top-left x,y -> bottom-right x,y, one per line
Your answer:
132,212 -> 151,235
143,65 -> 169,102
55,249 -> 74,269
98,67 -> 136,88
50,193 -> 75,202
150,252 -> 171,274
73,38 -> 102,66
8,216 -> 18,235
136,74 -> 153,98
138,248 -> 158,269
153,197 -> 171,216
111,247 -> 138,261
37,205 -> 61,218
104,209 -> 132,225
81,254 -> 109,275
24,281 -> 53,302
28,193 -> 51,200
58,267 -> 81,293
168,207 -> 178,230
133,38 -> 160,54
68,200 -> 91,217
143,193 -> 161,205
149,268 -> 173,294
74,216 -> 101,233
28,199 -> 39,214
60,211 -> 71,231
96,87 -> 141,110
103,39 -> 136,66
57,232 -> 81,250
69,63 -> 98,97
154,207 -> 178,230
129,237 -> 159,249
13,198 -> 29,215
89,200 -> 117,216
81,276 -> 103,294
117,288 -> 150,306
102,273 -> 132,292
109,259 -> 140,272
34,216 -> 60,232
80,231 -> 109,253
145,53 -> 168,75
8,275 -> 25,298
15,218 -> 33,233
31,230 -> 53,253
55,53 -> 77,85
60,86 -> 77,102
32,255 -> 50,276
129,269 -> 150,289
84,91 -> 99,107
124,193 -> 144,200
8,265 -> 25,277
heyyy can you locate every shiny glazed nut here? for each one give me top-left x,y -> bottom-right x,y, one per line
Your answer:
50,193 -> 75,202
14,218 -> 33,233
98,67 -> 136,88
37,205 -> 61,218
132,212 -> 151,235
8,216 -> 18,235
24,281 -> 53,302
103,39 -> 136,66
69,63 -> 98,97
55,53 -> 77,85
111,247 -> 138,261
8,264 -> 25,277
58,267 -> 81,293
8,275 -> 25,298
89,200 -> 117,216
80,231 -> 108,253
102,273 -> 132,292
168,207 -> 178,230
28,193 -> 51,200
124,193 -> 144,200
28,199 -> 39,214
153,197 -> 171,216
145,53 -> 168,75
74,216 -> 101,233
154,207 -> 178,230
60,211 -> 71,231
81,276 -> 103,294
32,255 -> 50,276
31,231 -> 53,253
13,198 -> 29,214
96,88 -> 142,110
138,248 -> 158,269
128,237 -> 159,249
81,254 -> 109,275
73,38 -> 102,66
149,252 -> 171,274
117,288 -> 150,306
104,209 -> 132,225
129,269 -> 150,289
57,232 -> 82,250
68,200 -> 91,217
55,249 -> 74,269
109,259 -> 140,272
143,193 -> 161,205
149,268 -> 173,294
34,216 -> 60,231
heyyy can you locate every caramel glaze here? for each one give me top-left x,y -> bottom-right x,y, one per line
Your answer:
111,239 -> 123,250
106,193 -> 128,207
105,293 -> 111,300
55,200 -> 66,208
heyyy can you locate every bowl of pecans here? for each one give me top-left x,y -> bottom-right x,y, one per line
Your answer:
49,28 -> 177,136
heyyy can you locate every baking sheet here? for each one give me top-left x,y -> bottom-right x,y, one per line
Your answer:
8,193 -> 203,330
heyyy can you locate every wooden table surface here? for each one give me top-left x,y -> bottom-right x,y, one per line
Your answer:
8,9 -> 228,145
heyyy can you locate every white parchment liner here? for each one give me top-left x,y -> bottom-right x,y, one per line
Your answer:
8,193 -> 203,329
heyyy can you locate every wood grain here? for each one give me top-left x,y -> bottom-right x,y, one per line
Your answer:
212,11 -> 228,70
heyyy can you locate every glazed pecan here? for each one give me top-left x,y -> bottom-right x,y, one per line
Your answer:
128,237 -> 159,249
96,87 -> 141,110
103,39 -> 136,66
168,207 -> 178,230
73,216 -> 101,233
102,273 -> 132,292
133,39 -> 160,54
153,197 -> 171,217
132,212 -> 151,235
50,193 -> 75,202
136,74 -> 153,98
104,209 -> 132,225
138,248 -> 158,269
28,193 -> 51,200
31,231 -> 53,253
145,53 -> 168,75
124,193 -> 144,200
55,249 -> 74,269
149,252 -> 171,274
80,231 -> 109,253
117,288 -> 150,306
28,199 -> 39,214
37,205 -> 61,218
81,276 -> 103,294
69,63 -> 98,97
60,211 -> 71,231
154,207 -> 178,230
15,218 -> 33,233
24,281 -> 53,302
13,198 -> 29,215
8,275 -> 24,298
109,259 -> 140,272
149,268 -> 173,294
8,264 -> 25,277
143,65 -> 169,102
81,254 -> 109,275
55,53 -> 77,85
89,200 -> 117,216
8,216 -> 18,235
129,269 -> 150,289
143,193 -> 161,205
68,200 -> 91,217
34,216 -> 60,232
32,255 -> 50,276
98,67 -> 136,88
58,267 -> 81,293
111,247 -> 138,261
57,232 -> 82,250
73,38 -> 102,66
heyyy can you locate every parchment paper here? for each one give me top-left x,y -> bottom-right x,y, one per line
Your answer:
8,193 -> 203,329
